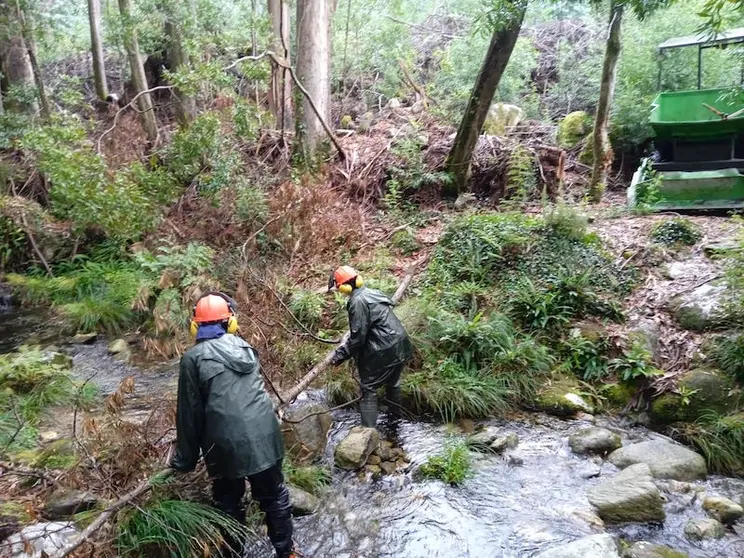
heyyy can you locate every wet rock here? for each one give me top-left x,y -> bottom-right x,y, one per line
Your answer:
380,461 -> 397,476
624,541 -> 689,558
287,485 -> 319,516
650,369 -> 738,424
282,403 -> 332,464
107,338 -> 129,354
39,349 -> 73,369
43,489 -> 99,519
4,521 -> 78,557
467,427 -> 501,450
365,464 -> 382,478
395,458 -> 410,470
684,518 -> 725,541
377,442 -> 392,461
587,463 -> 665,524
577,462 -> 603,480
568,427 -> 622,455
669,283 -> 732,331
366,454 -> 381,466
608,440 -> 707,481
507,452 -> 524,467
69,332 -> 97,344
534,533 -> 621,558
334,427 -> 379,470
571,509 -> 604,531
490,433 -> 519,453
703,495 -> 744,524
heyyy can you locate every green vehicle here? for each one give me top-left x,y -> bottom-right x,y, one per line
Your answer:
628,28 -> 744,210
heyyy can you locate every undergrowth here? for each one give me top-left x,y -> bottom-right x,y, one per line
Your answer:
283,461 -> 331,496
674,410 -> 744,476
710,332 -> 744,383
419,439 -> 472,485
650,218 -> 701,247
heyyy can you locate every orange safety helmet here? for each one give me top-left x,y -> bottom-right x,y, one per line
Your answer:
333,265 -> 359,287
193,294 -> 233,323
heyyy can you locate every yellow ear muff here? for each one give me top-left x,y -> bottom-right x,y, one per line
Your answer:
355,276 -> 363,288
339,283 -> 353,295
227,316 -> 239,334
190,320 -> 199,337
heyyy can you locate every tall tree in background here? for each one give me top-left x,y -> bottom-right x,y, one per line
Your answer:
445,0 -> 527,195
118,0 -> 158,142
0,0 -> 37,114
13,0 -> 50,118
268,0 -> 292,130
163,1 -> 196,125
87,0 -> 108,101
295,0 -> 334,155
588,0 -> 671,202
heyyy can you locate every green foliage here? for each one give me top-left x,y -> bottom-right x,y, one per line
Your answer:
609,340 -> 662,382
390,228 -> 420,256
117,499 -> 250,558
288,290 -> 325,330
557,111 -> 592,148
505,145 -> 537,201
235,181 -> 269,224
709,332 -> 744,383
560,329 -> 610,381
543,204 -> 589,242
675,410 -> 744,475
20,117 -> 170,240
283,461 -> 331,496
0,216 -> 26,272
135,242 -> 215,288
650,218 -> 702,246
0,346 -> 93,453
419,439 -> 472,485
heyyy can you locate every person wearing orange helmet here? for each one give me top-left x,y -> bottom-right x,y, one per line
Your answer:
329,266 -> 413,429
170,292 -> 297,558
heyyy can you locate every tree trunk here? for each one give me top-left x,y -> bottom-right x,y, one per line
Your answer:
118,0 -> 158,142
87,0 -> 108,101
0,31 -> 37,114
589,1 -> 623,203
295,0 -> 334,155
445,1 -> 526,195
164,18 -> 195,125
14,0 -> 51,119
268,0 -> 293,131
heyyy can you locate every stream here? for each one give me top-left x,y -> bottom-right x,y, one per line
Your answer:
2,306 -> 744,558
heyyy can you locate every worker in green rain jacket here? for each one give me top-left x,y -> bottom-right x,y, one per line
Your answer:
170,292 -> 297,558
329,266 -> 413,428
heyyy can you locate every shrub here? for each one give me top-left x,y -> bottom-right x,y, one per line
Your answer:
505,145 -> 538,202
560,329 -> 610,381
674,410 -> 744,475
235,181 -> 269,224
650,218 -> 702,246
419,439 -> 472,485
117,499 -> 251,557
288,290 -> 325,330
390,228 -> 420,256
544,204 -> 589,242
609,340 -> 662,382
283,461 -> 331,496
709,332 -> 744,383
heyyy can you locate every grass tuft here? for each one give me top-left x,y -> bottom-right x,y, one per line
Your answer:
420,439 -> 472,485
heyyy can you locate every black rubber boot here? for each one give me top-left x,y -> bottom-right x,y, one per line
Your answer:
248,461 -> 294,558
212,477 -> 247,557
360,387 -> 379,428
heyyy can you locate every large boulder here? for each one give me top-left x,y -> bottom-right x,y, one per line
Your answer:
650,369 -> 738,424
334,427 -> 379,470
587,463 -> 665,524
608,440 -> 707,481
624,542 -> 689,558
42,489 -> 100,520
4,521 -> 78,558
483,103 -> 523,136
534,534 -> 621,558
569,427 -> 622,455
684,518 -> 724,541
282,403 -> 332,464
286,485 -> 319,517
703,495 -> 744,524
557,111 -> 592,148
668,283 -> 732,331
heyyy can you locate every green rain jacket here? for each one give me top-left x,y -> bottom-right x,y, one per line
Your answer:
171,334 -> 284,478
334,286 -> 412,387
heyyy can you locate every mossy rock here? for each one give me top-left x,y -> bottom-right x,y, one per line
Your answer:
557,111 -> 592,148
14,439 -> 77,469
533,375 -> 594,416
572,321 -> 605,343
605,382 -> 636,408
650,369 -> 740,425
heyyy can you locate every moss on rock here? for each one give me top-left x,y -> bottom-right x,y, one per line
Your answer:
533,375 -> 594,416
650,369 -> 740,425
605,382 -> 636,408
557,111 -> 592,148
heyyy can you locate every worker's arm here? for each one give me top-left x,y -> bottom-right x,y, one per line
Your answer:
332,297 -> 370,365
170,355 -> 204,472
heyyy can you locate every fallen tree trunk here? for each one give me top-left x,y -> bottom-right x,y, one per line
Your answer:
277,255 -> 422,406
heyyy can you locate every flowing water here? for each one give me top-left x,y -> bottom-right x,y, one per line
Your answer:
2,305 -> 744,558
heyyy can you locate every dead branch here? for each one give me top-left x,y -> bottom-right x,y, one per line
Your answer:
47,468 -> 175,558
20,214 -> 53,277
222,52 -> 269,71
398,60 -> 428,109
277,253 -> 426,407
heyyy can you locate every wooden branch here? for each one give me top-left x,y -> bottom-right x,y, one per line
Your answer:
277,254 -> 426,407
223,52 -> 269,71
398,60 -> 428,109
47,468 -> 175,558
20,214 -> 53,277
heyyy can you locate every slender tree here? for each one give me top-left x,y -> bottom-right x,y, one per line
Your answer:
0,0 -> 37,114
13,0 -> 50,118
118,0 -> 158,142
163,1 -> 195,125
445,0 -> 527,195
87,0 -> 109,101
295,0 -> 335,155
588,0 -> 623,202
268,0 -> 293,130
